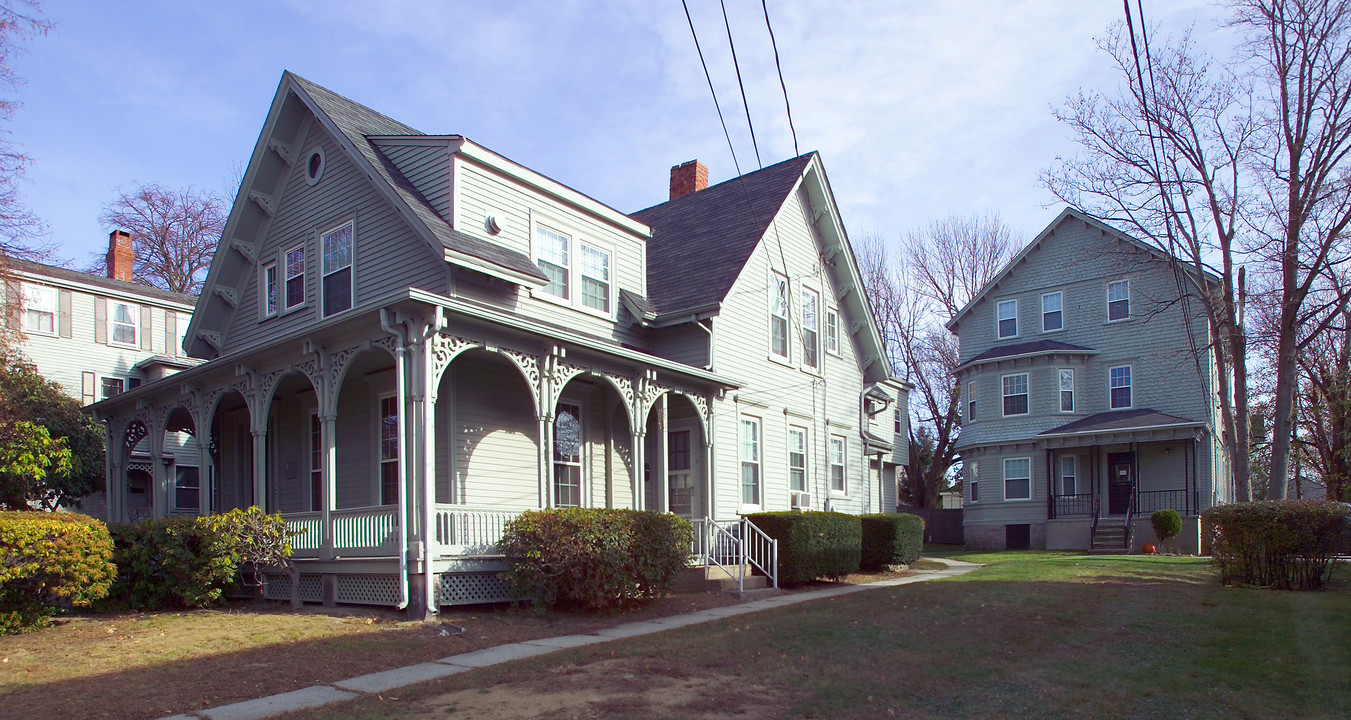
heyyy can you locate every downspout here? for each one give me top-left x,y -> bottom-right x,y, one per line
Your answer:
695,317 -> 714,370
380,308 -> 410,611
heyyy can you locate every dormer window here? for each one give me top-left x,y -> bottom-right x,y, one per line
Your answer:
579,243 -> 610,313
997,299 -> 1018,339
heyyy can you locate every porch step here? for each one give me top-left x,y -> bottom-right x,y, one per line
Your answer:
1090,525 -> 1128,553
676,565 -> 769,594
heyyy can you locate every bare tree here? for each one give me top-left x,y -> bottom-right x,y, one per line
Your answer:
96,183 -> 226,295
1046,18 -> 1261,499
0,0 -> 51,261
859,214 -> 1017,508
1230,0 -> 1351,499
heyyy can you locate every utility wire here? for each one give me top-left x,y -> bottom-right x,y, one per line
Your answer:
720,0 -> 762,169
762,0 -> 800,158
682,0 -> 744,179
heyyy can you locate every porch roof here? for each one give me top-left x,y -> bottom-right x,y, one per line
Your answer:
1037,409 -> 1204,438
955,339 -> 1097,371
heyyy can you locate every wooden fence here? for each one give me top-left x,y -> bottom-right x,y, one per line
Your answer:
897,507 -> 964,545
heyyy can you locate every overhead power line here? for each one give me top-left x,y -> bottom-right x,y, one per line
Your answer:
681,0 -> 745,179
762,0 -> 800,158
720,0 -> 762,169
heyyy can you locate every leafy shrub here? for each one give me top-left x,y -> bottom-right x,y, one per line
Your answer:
107,509 -> 294,610
1151,509 -> 1182,550
1203,500 -> 1348,590
744,511 -> 861,585
860,513 -> 924,570
0,511 -> 116,633
500,508 -> 692,610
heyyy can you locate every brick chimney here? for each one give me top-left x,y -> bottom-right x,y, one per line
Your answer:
669,160 -> 708,201
107,230 -> 134,282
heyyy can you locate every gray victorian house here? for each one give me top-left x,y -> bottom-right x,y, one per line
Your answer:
950,209 -> 1233,553
91,73 -> 907,617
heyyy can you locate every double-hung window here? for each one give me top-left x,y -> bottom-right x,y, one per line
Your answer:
1004,457 -> 1031,500
322,221 -> 354,316
261,262 -> 278,317
1107,279 -> 1130,321
1042,291 -> 1063,332
967,381 -> 977,421
379,396 -> 399,506
284,245 -> 305,311
553,402 -> 583,507
769,272 -> 790,359
100,377 -> 125,399
23,284 -> 56,335
968,461 -> 979,503
825,308 -> 840,355
740,417 -> 761,505
175,466 -> 200,513
829,435 -> 847,493
535,224 -> 570,299
1059,368 -> 1075,412
579,243 -> 611,313
1110,366 -> 1132,409
802,288 -> 820,369
788,426 -> 807,496
1060,456 -> 1077,496
109,301 -> 138,346
1002,373 -> 1029,416
997,299 -> 1018,338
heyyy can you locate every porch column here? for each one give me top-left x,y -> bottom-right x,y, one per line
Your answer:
632,430 -> 646,511
540,413 -> 554,508
198,431 -> 212,516
104,423 -> 121,522
705,403 -> 715,521
320,413 -> 337,560
1045,448 -> 1054,519
656,394 -> 669,513
251,428 -> 267,511
150,428 -> 168,520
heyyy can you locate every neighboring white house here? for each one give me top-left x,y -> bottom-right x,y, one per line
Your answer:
3,232 -> 201,519
90,73 -> 908,616
949,208 -> 1231,553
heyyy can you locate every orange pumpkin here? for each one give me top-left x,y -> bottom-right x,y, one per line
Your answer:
1142,543 -> 1157,554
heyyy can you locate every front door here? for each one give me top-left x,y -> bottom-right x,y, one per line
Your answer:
1107,452 -> 1134,515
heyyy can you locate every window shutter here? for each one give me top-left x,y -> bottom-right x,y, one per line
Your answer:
3,280 -> 17,329
165,312 -> 177,355
140,306 -> 152,350
94,297 -> 107,344
58,290 -> 72,338
81,372 -> 95,405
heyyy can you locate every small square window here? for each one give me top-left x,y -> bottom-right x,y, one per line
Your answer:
997,299 -> 1018,338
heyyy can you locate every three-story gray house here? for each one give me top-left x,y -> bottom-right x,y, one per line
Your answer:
949,209 -> 1232,553
90,73 -> 907,616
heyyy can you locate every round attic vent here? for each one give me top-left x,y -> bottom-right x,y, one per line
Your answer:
305,147 -> 326,185
485,214 -> 502,235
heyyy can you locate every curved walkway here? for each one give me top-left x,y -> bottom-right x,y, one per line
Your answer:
158,557 -> 980,720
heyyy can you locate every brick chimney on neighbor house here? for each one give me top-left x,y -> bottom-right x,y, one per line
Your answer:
669,160 -> 708,201
107,230 -> 134,282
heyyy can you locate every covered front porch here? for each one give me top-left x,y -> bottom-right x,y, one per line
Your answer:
92,292 -> 730,613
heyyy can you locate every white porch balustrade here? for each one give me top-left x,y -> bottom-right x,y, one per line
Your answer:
285,511 -> 324,557
434,505 -> 522,554
285,505 -> 523,559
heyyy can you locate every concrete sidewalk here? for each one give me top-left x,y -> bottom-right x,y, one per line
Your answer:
158,557 -> 979,720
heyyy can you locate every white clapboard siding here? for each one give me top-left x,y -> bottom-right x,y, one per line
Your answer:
451,354 -> 539,510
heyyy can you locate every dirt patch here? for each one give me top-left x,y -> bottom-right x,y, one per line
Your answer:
416,657 -> 793,720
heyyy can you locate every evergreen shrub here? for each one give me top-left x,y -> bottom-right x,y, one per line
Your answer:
860,513 -> 924,569
1203,500 -> 1348,590
0,511 -> 116,633
744,511 -> 861,585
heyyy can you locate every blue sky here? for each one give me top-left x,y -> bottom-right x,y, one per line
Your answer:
13,0 -> 1230,269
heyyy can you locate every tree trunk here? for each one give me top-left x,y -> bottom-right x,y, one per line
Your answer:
1267,290 -> 1301,500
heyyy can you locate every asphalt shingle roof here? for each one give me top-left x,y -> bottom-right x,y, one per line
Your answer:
7,257 -> 197,306
1038,409 -> 1203,436
956,339 -> 1097,369
631,154 -> 813,318
292,75 -> 547,283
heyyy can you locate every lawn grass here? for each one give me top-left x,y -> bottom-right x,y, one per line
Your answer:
290,554 -> 1351,720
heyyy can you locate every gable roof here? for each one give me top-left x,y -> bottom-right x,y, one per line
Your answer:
7,257 -> 196,307
631,154 -> 814,318
945,207 -> 1221,333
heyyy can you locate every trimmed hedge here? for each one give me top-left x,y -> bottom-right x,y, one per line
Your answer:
1203,500 -> 1348,590
860,513 -> 924,570
107,508 -> 294,610
744,511 -> 861,585
499,508 -> 692,610
0,511 -> 116,633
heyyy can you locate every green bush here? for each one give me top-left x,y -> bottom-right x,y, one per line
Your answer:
1151,509 -> 1182,549
1203,500 -> 1348,590
744,511 -> 861,585
0,511 -> 116,633
860,513 -> 924,570
107,509 -> 294,610
499,508 -> 692,610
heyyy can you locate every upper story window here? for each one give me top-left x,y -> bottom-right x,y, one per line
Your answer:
1107,279 -> 1130,321
894,406 -> 903,434
1059,368 -> 1075,412
770,272 -> 790,359
284,245 -> 305,311
579,243 -> 610,314
1110,365 -> 1133,409
1002,373 -> 1029,416
22,283 -> 56,335
967,381 -> 977,421
322,221 -> 354,317
535,224 -> 570,299
1042,291 -> 1063,332
997,299 -> 1018,338
802,288 -> 820,369
109,300 -> 138,347
175,313 -> 190,355
100,377 -> 125,399
788,426 -> 807,494
825,308 -> 840,355
261,261 -> 278,318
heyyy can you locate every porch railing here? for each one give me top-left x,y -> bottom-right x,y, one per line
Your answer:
433,505 -> 521,554
333,506 -> 399,557
1050,493 -> 1094,517
1135,489 -> 1189,515
285,511 -> 324,556
695,517 -> 779,592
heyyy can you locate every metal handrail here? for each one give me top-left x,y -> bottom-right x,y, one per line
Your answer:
1089,495 -> 1102,542
1123,490 -> 1137,551
705,520 -> 744,592
739,517 -> 779,590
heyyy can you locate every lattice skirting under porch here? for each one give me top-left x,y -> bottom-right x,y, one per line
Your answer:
262,572 -> 323,603
438,571 -> 515,606
257,571 -> 515,607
